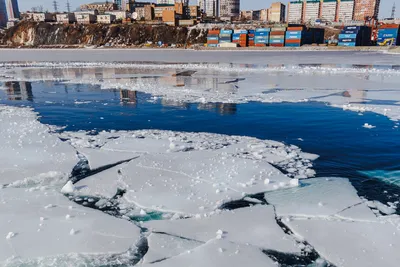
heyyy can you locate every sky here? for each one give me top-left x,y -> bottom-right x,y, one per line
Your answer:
17,0 -> 395,19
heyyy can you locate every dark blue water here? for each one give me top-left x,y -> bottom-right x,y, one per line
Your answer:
1,81 -> 399,208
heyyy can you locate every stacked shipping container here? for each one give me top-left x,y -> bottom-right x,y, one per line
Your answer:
207,29 -> 220,47
285,26 -> 305,47
377,25 -> 400,46
338,26 -> 371,47
270,27 -> 286,47
219,29 -> 233,44
248,30 -> 255,47
255,28 -> 270,47
233,30 -> 248,47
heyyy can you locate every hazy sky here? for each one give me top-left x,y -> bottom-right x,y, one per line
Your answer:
17,0 -> 395,18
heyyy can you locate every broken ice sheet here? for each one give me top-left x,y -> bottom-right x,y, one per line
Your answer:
143,233 -> 203,264
286,217 -> 400,267
144,205 -> 301,254
264,178 -> 376,220
0,106 -> 78,186
142,239 -> 278,267
0,187 -> 141,263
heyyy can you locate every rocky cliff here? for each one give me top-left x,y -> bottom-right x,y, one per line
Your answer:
0,21 -> 208,47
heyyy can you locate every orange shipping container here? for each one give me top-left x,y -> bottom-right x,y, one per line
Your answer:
255,43 -> 266,47
207,40 -> 219,44
379,24 -> 399,29
287,27 -> 304,31
270,31 -> 285,35
285,39 -> 301,44
208,30 -> 220,34
270,43 -> 284,47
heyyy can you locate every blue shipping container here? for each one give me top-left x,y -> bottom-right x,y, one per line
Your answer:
285,43 -> 301,47
378,29 -> 399,34
341,30 -> 358,34
255,32 -> 269,36
338,42 -> 356,46
220,30 -> 233,34
207,36 -> 219,40
270,39 -> 284,44
339,34 -> 357,39
339,38 -> 357,42
255,39 -> 269,44
256,28 -> 271,32
286,35 -> 302,39
344,26 -> 361,30
219,40 -> 232,43
234,30 -> 248,34
207,44 -> 218,47
378,33 -> 397,38
286,31 -> 302,35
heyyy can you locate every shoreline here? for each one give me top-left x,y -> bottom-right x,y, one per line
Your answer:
0,45 -> 398,53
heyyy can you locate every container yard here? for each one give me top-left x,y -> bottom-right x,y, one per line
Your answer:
205,24 -> 400,48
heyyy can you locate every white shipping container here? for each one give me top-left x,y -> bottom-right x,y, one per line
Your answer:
218,43 -> 238,48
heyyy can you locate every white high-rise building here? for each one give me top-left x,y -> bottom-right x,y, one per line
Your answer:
287,1 -> 303,23
321,0 -> 337,22
338,0 -> 355,22
304,0 -> 320,22
198,0 -> 219,17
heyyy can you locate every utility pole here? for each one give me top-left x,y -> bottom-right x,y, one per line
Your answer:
53,0 -> 59,12
391,2 -> 396,19
66,0 -> 71,13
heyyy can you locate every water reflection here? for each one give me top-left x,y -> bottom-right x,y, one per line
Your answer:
120,90 -> 137,106
4,81 -> 33,101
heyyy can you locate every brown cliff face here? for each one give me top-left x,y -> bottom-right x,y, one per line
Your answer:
0,21 -> 207,47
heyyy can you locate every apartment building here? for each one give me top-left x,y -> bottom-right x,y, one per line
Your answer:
287,1 -> 303,23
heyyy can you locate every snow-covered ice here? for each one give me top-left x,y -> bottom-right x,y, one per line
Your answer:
0,106 -> 78,186
286,217 -> 400,267
144,205 -> 301,253
142,238 -> 278,267
0,187 -> 141,264
264,178 -> 375,220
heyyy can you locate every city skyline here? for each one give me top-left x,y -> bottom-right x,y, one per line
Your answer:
13,0 -> 395,18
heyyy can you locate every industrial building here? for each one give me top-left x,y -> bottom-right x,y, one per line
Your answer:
353,0 -> 380,21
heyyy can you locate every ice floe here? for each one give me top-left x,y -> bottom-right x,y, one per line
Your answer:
141,239 -> 278,267
286,218 -> 400,267
144,206 -> 301,253
0,187 -> 142,264
264,178 -> 375,220
0,106 -> 78,186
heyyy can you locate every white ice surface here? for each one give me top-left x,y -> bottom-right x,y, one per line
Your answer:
69,130 -> 316,215
143,233 -> 203,264
144,205 -> 301,253
264,178 -> 376,221
0,106 -> 78,186
286,217 -> 400,267
0,187 -> 141,263
141,238 -> 277,267
77,147 -> 138,170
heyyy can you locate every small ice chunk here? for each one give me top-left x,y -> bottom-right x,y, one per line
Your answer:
44,204 -> 55,209
318,202 -> 324,207
65,214 -> 71,220
69,229 -> 77,235
40,217 -> 45,221
140,209 -> 147,216
61,181 -> 75,194
289,179 -> 300,187
264,179 -> 270,185
6,232 -> 15,239
218,247 -> 224,253
363,123 -> 376,129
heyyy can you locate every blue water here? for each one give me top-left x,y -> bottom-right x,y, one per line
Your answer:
1,80 -> 399,208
